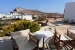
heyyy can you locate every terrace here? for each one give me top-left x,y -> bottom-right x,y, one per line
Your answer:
0,18 -> 75,50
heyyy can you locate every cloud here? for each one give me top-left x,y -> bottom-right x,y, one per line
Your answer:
4,9 -> 8,11
0,9 -> 8,12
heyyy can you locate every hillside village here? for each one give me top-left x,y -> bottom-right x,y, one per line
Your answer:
0,7 -> 63,20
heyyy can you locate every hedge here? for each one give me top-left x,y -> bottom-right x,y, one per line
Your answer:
0,19 -> 40,37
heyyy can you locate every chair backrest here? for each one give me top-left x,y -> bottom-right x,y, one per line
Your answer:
66,29 -> 75,50
28,33 -> 39,50
11,29 -> 30,39
10,29 -> 30,50
11,29 -> 30,36
54,29 -> 61,48
64,19 -> 68,23
67,29 -> 75,40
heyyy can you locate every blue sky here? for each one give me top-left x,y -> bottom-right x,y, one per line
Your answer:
0,0 -> 75,14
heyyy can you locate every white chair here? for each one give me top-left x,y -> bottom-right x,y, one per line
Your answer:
54,29 -> 73,50
10,29 -> 37,50
63,19 -> 68,23
71,20 -> 75,24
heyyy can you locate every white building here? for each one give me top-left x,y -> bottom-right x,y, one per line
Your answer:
0,12 -> 33,20
64,2 -> 75,23
11,12 -> 33,20
0,14 -> 5,18
0,7 -> 44,20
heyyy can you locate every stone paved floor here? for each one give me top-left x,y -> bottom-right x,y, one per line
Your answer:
0,37 -> 13,50
1,36 -> 75,50
0,19 -> 75,50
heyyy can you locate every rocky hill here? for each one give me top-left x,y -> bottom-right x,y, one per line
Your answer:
12,7 -> 44,15
11,7 -> 63,17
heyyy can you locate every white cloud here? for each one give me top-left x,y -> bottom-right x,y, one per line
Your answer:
0,9 -> 8,12
4,9 -> 8,11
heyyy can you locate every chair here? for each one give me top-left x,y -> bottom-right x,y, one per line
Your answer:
54,29 -> 73,50
67,29 -> 75,48
11,29 -> 37,50
45,20 -> 49,24
71,20 -> 75,24
28,33 -> 39,50
64,19 -> 68,23
67,29 -> 75,40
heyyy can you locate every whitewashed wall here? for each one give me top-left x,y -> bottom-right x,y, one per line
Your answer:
22,15 -> 32,20
0,12 -> 33,20
0,14 -> 5,18
12,15 -> 32,20
64,2 -> 75,23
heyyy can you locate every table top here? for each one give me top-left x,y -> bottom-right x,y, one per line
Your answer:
35,30 -> 54,37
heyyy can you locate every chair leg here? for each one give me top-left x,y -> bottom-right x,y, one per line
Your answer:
32,46 -> 40,50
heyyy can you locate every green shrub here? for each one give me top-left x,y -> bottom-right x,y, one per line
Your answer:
28,22 -> 40,32
1,19 -> 40,37
38,16 -> 46,21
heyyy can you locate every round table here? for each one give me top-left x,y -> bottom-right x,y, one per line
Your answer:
34,30 -> 54,49
35,30 -> 54,37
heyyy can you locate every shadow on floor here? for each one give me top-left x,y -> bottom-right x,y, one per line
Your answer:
0,38 -> 13,50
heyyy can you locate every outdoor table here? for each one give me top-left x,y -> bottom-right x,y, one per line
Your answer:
34,30 -> 54,49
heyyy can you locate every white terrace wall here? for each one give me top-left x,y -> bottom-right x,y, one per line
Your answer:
64,2 -> 75,23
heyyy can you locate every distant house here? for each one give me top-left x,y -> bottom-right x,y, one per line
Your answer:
0,14 -> 5,18
64,2 -> 75,23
